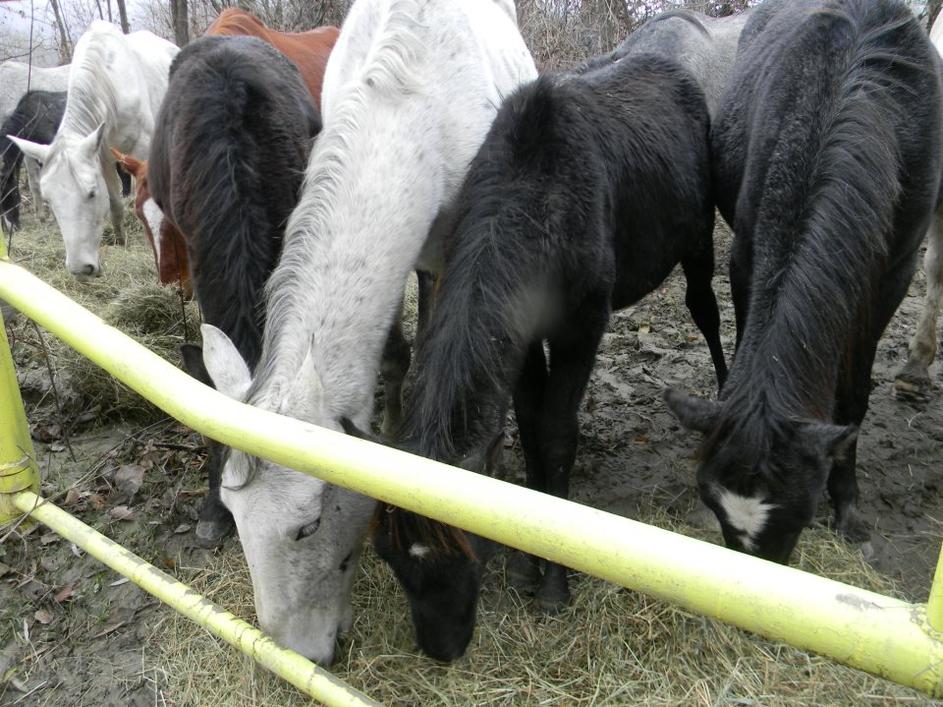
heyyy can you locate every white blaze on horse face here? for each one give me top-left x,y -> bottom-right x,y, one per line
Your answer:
142,198 -> 165,266
409,543 -> 431,559
715,489 -> 776,551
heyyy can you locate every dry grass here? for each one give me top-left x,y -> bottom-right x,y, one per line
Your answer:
150,513 -> 923,706
5,210 -> 200,422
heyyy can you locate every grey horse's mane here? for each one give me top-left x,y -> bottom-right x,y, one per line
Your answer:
249,0 -> 424,408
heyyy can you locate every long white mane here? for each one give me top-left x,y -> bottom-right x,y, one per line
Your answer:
52,21 -> 176,158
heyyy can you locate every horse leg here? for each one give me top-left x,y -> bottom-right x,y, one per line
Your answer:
195,439 -> 236,547
508,341 -> 549,594
729,227 -> 753,356
24,158 -> 45,222
831,257 -> 917,544
681,253 -> 727,390
380,309 -> 411,437
895,207 -> 943,394
533,309 -> 608,612
103,161 -> 125,246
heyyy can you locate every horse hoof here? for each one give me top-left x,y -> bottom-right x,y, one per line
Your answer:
535,581 -> 570,614
837,514 -> 871,545
506,553 -> 540,594
893,364 -> 932,399
195,517 -> 234,548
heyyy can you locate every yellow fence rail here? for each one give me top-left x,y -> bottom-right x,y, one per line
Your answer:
3,256 -> 943,699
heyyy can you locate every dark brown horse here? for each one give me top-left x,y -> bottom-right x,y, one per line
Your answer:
121,10 -> 338,290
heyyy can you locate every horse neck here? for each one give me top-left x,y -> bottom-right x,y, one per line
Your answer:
255,116 -> 441,422
61,59 -> 114,139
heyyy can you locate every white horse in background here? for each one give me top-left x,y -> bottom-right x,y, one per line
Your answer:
894,13 -> 943,393
199,0 -> 536,664
0,61 -> 71,220
9,21 -> 177,278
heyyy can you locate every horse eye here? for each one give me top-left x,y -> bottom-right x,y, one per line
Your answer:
87,189 -> 96,200
294,518 -> 321,541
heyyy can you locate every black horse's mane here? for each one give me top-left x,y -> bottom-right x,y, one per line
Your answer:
148,35 -> 321,370
706,0 -> 940,464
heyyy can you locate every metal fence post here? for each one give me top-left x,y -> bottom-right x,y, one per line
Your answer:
0,239 -> 39,525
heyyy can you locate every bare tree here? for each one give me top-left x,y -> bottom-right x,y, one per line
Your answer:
929,0 -> 942,31
48,0 -> 73,62
171,0 -> 189,45
116,0 -> 131,32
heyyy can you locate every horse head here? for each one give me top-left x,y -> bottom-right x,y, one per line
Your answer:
10,123 -> 110,279
343,420 -> 499,661
112,147 -> 191,295
195,324 -> 375,664
664,388 -> 857,563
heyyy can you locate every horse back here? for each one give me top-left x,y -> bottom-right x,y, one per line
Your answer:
714,0 -> 942,255
205,8 -> 339,105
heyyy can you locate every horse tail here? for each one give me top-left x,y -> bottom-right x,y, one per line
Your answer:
156,37 -> 318,370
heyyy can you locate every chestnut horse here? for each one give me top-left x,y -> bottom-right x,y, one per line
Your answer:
122,9 -> 338,290
206,9 -> 339,108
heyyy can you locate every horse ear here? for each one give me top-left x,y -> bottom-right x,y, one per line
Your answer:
663,388 -> 721,433
82,122 -> 107,157
7,136 -> 50,165
111,147 -> 142,177
281,345 -> 324,420
803,422 -> 858,462
200,324 -> 251,400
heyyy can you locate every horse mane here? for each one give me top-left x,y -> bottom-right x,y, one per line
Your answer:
150,36 -> 320,370
398,76 -> 576,460
251,0 -> 424,404
59,27 -> 120,140
370,504 -> 476,559
708,0 -> 932,463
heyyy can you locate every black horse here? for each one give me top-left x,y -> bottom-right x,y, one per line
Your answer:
665,0 -> 943,563
0,90 -> 66,233
351,51 -> 726,661
148,36 -> 321,546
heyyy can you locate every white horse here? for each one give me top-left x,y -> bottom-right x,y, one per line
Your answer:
9,22 -> 177,278
894,13 -> 943,393
0,61 -> 71,220
199,0 -> 535,664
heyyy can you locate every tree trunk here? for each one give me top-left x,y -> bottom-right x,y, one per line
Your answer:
929,0 -> 942,34
115,0 -> 131,33
48,0 -> 72,63
171,0 -> 189,47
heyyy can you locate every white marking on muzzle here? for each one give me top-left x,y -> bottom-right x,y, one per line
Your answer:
142,198 -> 164,265
716,489 -> 776,551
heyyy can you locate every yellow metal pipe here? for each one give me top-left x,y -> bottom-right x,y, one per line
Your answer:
2,261 -> 943,696
929,545 -> 943,632
11,490 -> 379,707
0,241 -> 39,525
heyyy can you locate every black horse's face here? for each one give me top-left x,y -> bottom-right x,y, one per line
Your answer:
665,389 -> 857,564
371,510 -> 482,662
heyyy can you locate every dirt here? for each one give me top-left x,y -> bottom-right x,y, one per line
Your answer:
1,216 -> 941,705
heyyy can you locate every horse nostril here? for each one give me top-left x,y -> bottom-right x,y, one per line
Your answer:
82,264 -> 96,275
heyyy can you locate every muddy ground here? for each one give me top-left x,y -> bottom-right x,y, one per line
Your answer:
0,212 -> 941,706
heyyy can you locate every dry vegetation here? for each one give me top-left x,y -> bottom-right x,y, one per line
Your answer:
2,210 -> 931,705
1,1 -> 939,704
